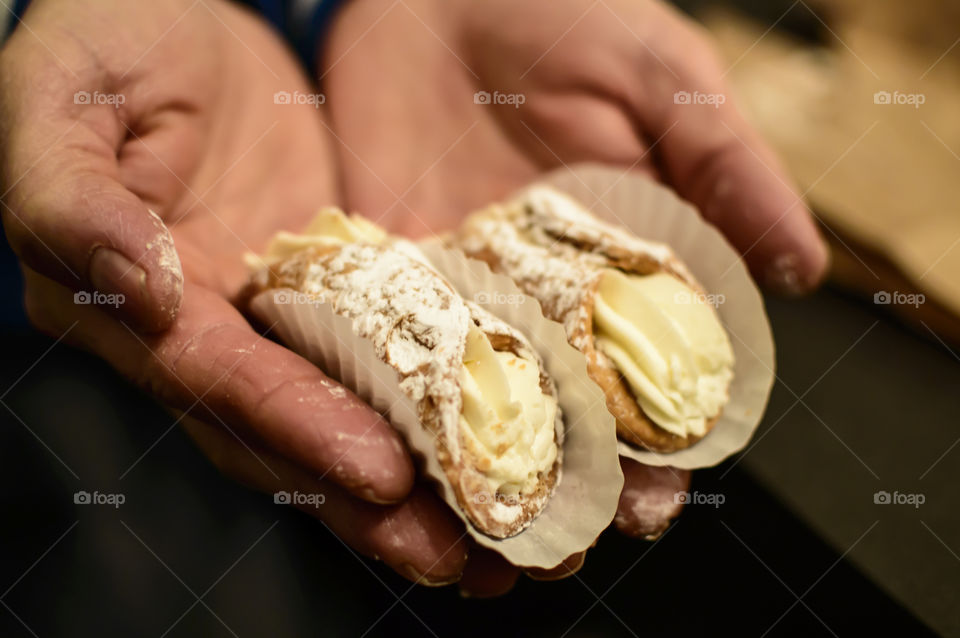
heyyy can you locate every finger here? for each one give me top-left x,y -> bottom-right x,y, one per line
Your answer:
614,458 -> 690,539
0,25 -> 183,331
23,269 -> 414,503
629,13 -> 829,294
524,551 -> 587,582
181,414 -> 467,585
458,544 -> 521,598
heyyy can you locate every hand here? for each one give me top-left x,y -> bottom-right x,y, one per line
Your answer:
320,0 -> 824,590
321,0 -> 828,292
0,0 -> 468,586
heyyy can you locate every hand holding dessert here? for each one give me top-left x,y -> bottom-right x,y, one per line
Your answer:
245,170 -> 774,577
1,0 -> 813,598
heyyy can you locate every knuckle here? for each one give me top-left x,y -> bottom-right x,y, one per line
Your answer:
251,373 -> 327,420
141,322 -> 254,412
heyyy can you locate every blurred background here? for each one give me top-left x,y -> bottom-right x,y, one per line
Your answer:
1,0 -> 958,636
679,0 -> 960,345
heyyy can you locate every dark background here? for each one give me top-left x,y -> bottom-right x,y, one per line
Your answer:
1,0 -> 958,636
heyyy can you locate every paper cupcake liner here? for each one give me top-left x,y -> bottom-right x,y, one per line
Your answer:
248,242 -> 623,569
437,164 -> 775,470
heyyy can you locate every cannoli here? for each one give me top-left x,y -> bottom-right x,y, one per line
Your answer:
247,209 -> 563,538
455,186 -> 735,453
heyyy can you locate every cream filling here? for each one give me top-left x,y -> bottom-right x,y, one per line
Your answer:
246,207 -> 387,270
459,326 -> 558,498
593,270 -> 734,438
253,209 -> 558,495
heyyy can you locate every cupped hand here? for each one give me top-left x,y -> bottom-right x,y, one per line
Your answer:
320,0 -> 823,589
321,0 -> 828,291
0,0 -> 469,585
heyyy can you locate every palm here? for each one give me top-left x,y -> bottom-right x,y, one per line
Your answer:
123,1 -> 339,298
320,0 -> 672,237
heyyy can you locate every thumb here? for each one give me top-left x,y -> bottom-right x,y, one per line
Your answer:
3,171 -> 184,331
0,35 -> 183,331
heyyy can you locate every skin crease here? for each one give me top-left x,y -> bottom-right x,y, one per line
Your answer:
0,0 -> 827,597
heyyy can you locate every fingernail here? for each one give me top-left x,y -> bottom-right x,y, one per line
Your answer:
643,528 -> 668,541
356,485 -> 401,506
88,247 -> 151,320
764,253 -> 806,296
400,563 -> 458,587
525,552 -> 586,581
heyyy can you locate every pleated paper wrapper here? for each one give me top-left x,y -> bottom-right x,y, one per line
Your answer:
436,164 -> 776,470
247,241 -> 623,569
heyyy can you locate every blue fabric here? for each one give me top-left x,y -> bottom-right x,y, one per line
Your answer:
297,0 -> 346,74
3,0 -> 346,79
3,0 -> 346,84
12,0 -> 30,23
253,0 -> 289,32
6,1 -> 346,67
233,0 -> 346,72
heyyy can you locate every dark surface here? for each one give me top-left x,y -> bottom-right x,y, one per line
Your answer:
741,290 -> 960,638
0,284 -> 949,637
